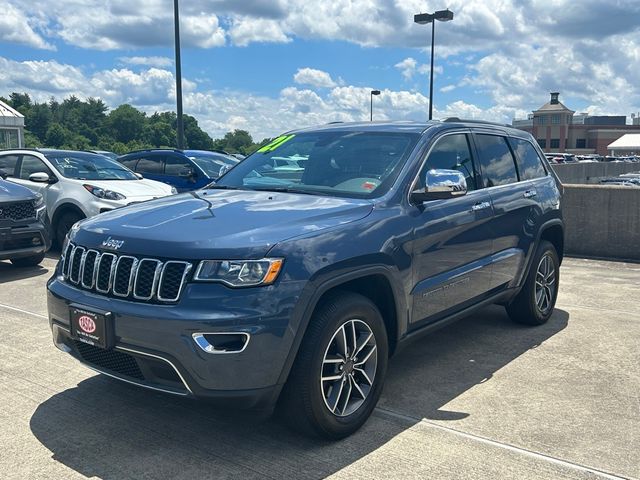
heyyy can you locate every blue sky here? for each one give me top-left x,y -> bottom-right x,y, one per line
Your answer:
1,0 -> 639,140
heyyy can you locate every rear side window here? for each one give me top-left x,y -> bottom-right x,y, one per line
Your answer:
0,154 -> 19,176
509,138 -> 547,180
420,133 -> 477,190
474,134 -> 518,187
120,157 -> 139,170
164,156 -> 193,175
136,157 -> 163,174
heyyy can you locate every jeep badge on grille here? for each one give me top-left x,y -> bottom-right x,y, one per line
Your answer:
101,236 -> 125,250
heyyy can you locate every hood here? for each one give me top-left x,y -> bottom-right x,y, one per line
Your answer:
74,178 -> 173,198
0,179 -> 38,202
73,189 -> 373,259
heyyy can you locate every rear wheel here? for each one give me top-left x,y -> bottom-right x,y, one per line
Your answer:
507,240 -> 559,325
10,252 -> 45,267
279,291 -> 388,439
55,211 -> 84,248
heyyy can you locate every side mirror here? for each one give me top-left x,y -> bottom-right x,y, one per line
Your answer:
135,173 -> 143,179
29,172 -> 53,183
0,170 -> 7,180
179,167 -> 195,178
411,169 -> 467,203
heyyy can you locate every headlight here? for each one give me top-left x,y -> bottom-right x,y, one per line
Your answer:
32,193 -> 45,209
170,186 -> 178,195
194,258 -> 284,287
83,184 -> 126,200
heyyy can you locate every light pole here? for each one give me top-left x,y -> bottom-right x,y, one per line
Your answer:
414,9 -> 454,120
370,90 -> 381,121
173,0 -> 185,149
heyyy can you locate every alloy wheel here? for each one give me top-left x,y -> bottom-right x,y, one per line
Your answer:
535,253 -> 556,315
320,319 -> 378,417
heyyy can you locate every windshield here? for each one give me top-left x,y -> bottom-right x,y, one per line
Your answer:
185,151 -> 239,178
44,152 -> 138,180
214,131 -> 419,198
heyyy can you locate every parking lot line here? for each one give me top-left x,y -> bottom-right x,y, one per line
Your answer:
375,407 -> 635,480
0,303 -> 47,319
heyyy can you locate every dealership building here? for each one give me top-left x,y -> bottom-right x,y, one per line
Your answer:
512,93 -> 640,155
0,99 -> 24,149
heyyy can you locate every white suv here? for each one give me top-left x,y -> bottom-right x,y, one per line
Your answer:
0,149 -> 176,245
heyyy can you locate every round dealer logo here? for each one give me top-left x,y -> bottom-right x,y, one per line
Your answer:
78,315 -> 96,334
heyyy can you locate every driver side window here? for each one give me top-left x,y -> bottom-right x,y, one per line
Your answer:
419,133 -> 477,191
19,155 -> 54,180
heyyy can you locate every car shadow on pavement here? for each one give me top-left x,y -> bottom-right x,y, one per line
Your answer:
29,305 -> 569,479
0,262 -> 50,283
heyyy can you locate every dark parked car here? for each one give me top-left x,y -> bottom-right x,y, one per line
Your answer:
48,120 -> 564,439
117,149 -> 239,192
0,171 -> 51,266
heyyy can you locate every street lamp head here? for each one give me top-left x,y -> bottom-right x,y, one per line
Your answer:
415,9 -> 454,24
434,9 -> 454,22
414,12 -> 434,24
371,90 -> 381,96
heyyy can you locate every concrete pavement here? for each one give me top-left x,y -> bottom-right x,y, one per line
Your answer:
0,255 -> 638,479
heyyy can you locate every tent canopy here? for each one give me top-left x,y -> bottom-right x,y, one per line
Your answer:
607,134 -> 640,152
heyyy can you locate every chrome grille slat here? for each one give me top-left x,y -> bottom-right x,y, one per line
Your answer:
133,259 -> 162,300
69,247 -> 85,284
157,261 -> 192,302
113,256 -> 138,297
96,253 -> 117,293
62,243 -> 190,303
81,250 -> 100,289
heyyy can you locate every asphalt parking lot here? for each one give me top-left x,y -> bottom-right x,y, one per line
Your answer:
0,255 -> 638,479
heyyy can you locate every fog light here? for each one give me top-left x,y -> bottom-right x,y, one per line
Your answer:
32,237 -> 40,245
192,332 -> 250,354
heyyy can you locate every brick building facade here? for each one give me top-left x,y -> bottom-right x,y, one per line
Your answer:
513,93 -> 640,155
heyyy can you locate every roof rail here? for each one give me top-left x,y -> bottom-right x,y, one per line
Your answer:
0,147 -> 42,152
122,148 -> 185,155
326,121 -> 344,124
443,117 -> 510,128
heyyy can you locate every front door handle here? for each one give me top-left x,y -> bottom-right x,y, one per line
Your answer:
523,189 -> 537,198
471,201 -> 491,212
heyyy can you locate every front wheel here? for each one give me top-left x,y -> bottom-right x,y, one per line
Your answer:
279,291 -> 388,439
507,240 -> 560,325
55,212 -> 84,248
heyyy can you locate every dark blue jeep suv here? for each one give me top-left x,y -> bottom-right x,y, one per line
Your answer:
47,120 -> 564,439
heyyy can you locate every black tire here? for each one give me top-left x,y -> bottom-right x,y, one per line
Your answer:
279,291 -> 388,439
10,252 -> 45,267
507,240 -> 559,325
55,212 -> 84,248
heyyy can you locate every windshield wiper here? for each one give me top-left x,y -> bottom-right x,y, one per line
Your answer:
204,184 -> 244,190
249,186 -> 326,196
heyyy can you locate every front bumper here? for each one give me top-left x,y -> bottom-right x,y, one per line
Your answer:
0,215 -> 51,260
47,273 -> 306,410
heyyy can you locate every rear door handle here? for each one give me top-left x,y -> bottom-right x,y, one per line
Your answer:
471,201 -> 491,212
523,189 -> 537,198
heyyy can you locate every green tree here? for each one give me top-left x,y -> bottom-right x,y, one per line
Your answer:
24,130 -> 43,148
45,123 -> 69,148
25,103 -> 52,142
106,104 -> 146,143
9,92 -> 32,113
183,115 -> 213,150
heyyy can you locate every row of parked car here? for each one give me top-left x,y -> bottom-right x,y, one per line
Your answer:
599,171 -> 640,187
544,153 -> 640,163
0,147 -> 241,266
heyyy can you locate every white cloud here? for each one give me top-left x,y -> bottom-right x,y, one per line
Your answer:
293,68 -> 337,88
0,1 -> 54,50
228,17 -> 290,46
440,84 -> 456,93
394,57 -> 437,81
118,56 -> 173,67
